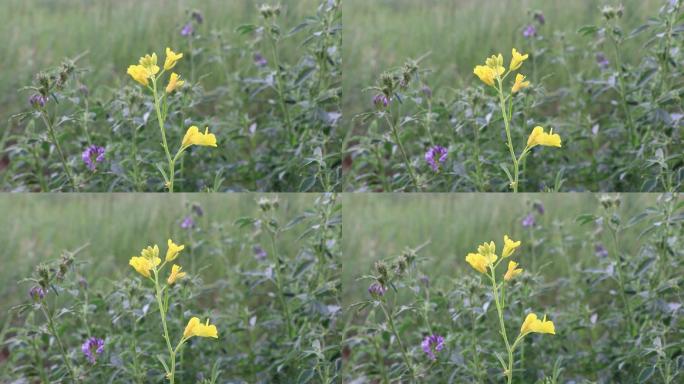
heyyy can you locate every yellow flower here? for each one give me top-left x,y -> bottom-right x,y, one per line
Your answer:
164,48 -> 183,71
182,126 -> 218,148
129,256 -> 155,278
477,241 -> 497,259
127,65 -> 151,86
502,235 -> 521,258
473,65 -> 496,86
166,73 -> 185,93
485,54 -> 506,76
139,53 -> 160,76
465,253 -> 490,274
512,74 -> 530,93
166,239 -> 185,262
141,245 -> 160,261
526,126 -> 562,149
520,313 -> 555,335
510,48 -> 529,71
167,264 -> 187,285
183,317 -> 219,339
504,261 -> 523,281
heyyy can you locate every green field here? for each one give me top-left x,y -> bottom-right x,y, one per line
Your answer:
0,193 -> 315,321
0,0 -> 318,131
342,0 -> 662,117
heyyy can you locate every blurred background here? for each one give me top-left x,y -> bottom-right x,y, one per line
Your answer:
0,193 -> 317,322
341,193 -> 666,304
342,0 -> 664,119
0,0 -> 319,132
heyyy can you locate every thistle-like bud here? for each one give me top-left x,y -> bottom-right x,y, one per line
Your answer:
259,4 -> 281,19
375,261 -> 388,280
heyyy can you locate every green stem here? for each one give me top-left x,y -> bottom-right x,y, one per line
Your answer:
489,270 -> 514,384
41,113 -> 77,191
379,300 -> 416,382
41,304 -> 77,383
153,269 -> 176,383
385,115 -> 420,191
152,78 -> 174,192
268,33 -> 294,143
267,228 -> 294,339
610,32 -> 637,147
496,79 -> 519,192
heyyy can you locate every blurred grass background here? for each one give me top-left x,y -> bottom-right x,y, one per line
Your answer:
0,0 -> 318,132
341,193 -> 663,305
0,193 -> 316,322
342,0 -> 663,118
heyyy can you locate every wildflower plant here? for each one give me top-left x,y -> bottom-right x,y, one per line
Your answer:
126,49 -> 217,192
473,49 -> 562,192
128,239 -> 218,383
465,235 -> 556,383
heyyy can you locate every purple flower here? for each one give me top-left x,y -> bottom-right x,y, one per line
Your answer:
421,334 -> 445,361
523,24 -> 537,38
595,244 -> 609,258
82,145 -> 105,171
29,94 -> 48,108
421,85 -> 432,99
596,52 -> 610,70
81,337 -> 105,364
253,245 -> 268,261
29,286 -> 46,301
533,202 -> 545,215
191,11 -> 204,24
533,11 -> 546,25
181,22 -> 194,37
253,53 -> 268,67
522,213 -> 536,228
180,216 -> 194,229
368,282 -> 387,297
425,145 -> 448,171
373,94 -> 389,109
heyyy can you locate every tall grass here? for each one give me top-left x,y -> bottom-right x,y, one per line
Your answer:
342,0 -> 662,117
0,0 -> 318,126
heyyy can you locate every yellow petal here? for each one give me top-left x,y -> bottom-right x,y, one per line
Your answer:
183,317 -> 218,339
510,48 -> 529,71
504,260 -> 523,281
473,65 -> 496,86
502,235 -> 521,258
512,73 -> 530,93
166,239 -> 185,262
167,264 -> 187,285
164,48 -> 184,71
127,65 -> 150,86
183,317 -> 200,338
182,126 -> 218,148
465,253 -> 488,274
527,126 -> 562,149
129,256 -> 153,278
166,73 -> 185,93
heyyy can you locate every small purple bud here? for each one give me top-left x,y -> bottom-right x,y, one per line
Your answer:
425,145 -> 448,172
29,94 -> 47,108
421,334 -> 445,361
522,213 -> 536,228
533,202 -> 545,215
180,216 -> 194,229
82,145 -> 105,171
596,52 -> 610,70
253,53 -> 268,67
29,286 -> 46,301
253,245 -> 268,261
81,337 -> 105,364
368,282 -> 387,297
181,22 -> 194,37
533,11 -> 546,25
191,11 -> 204,24
373,94 -> 390,109
523,24 -> 537,38
595,244 -> 609,258
421,85 -> 432,99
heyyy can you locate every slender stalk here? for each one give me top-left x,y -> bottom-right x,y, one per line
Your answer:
489,270 -> 513,384
40,113 -> 77,191
268,34 -> 294,143
384,115 -> 420,191
607,225 -> 636,337
379,300 -> 416,382
40,304 -> 77,383
495,79 -> 519,192
152,268 -> 177,383
151,78 -> 175,192
610,30 -> 637,147
267,229 -> 294,339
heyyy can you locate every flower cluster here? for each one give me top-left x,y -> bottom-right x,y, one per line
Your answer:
473,48 -> 562,192
126,48 -> 217,192
81,337 -> 105,364
465,235 -> 555,383
129,239 -> 218,383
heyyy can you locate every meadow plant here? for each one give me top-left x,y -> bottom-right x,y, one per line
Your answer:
126,49 -> 217,192
464,236 -> 555,383
128,240 -> 218,383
